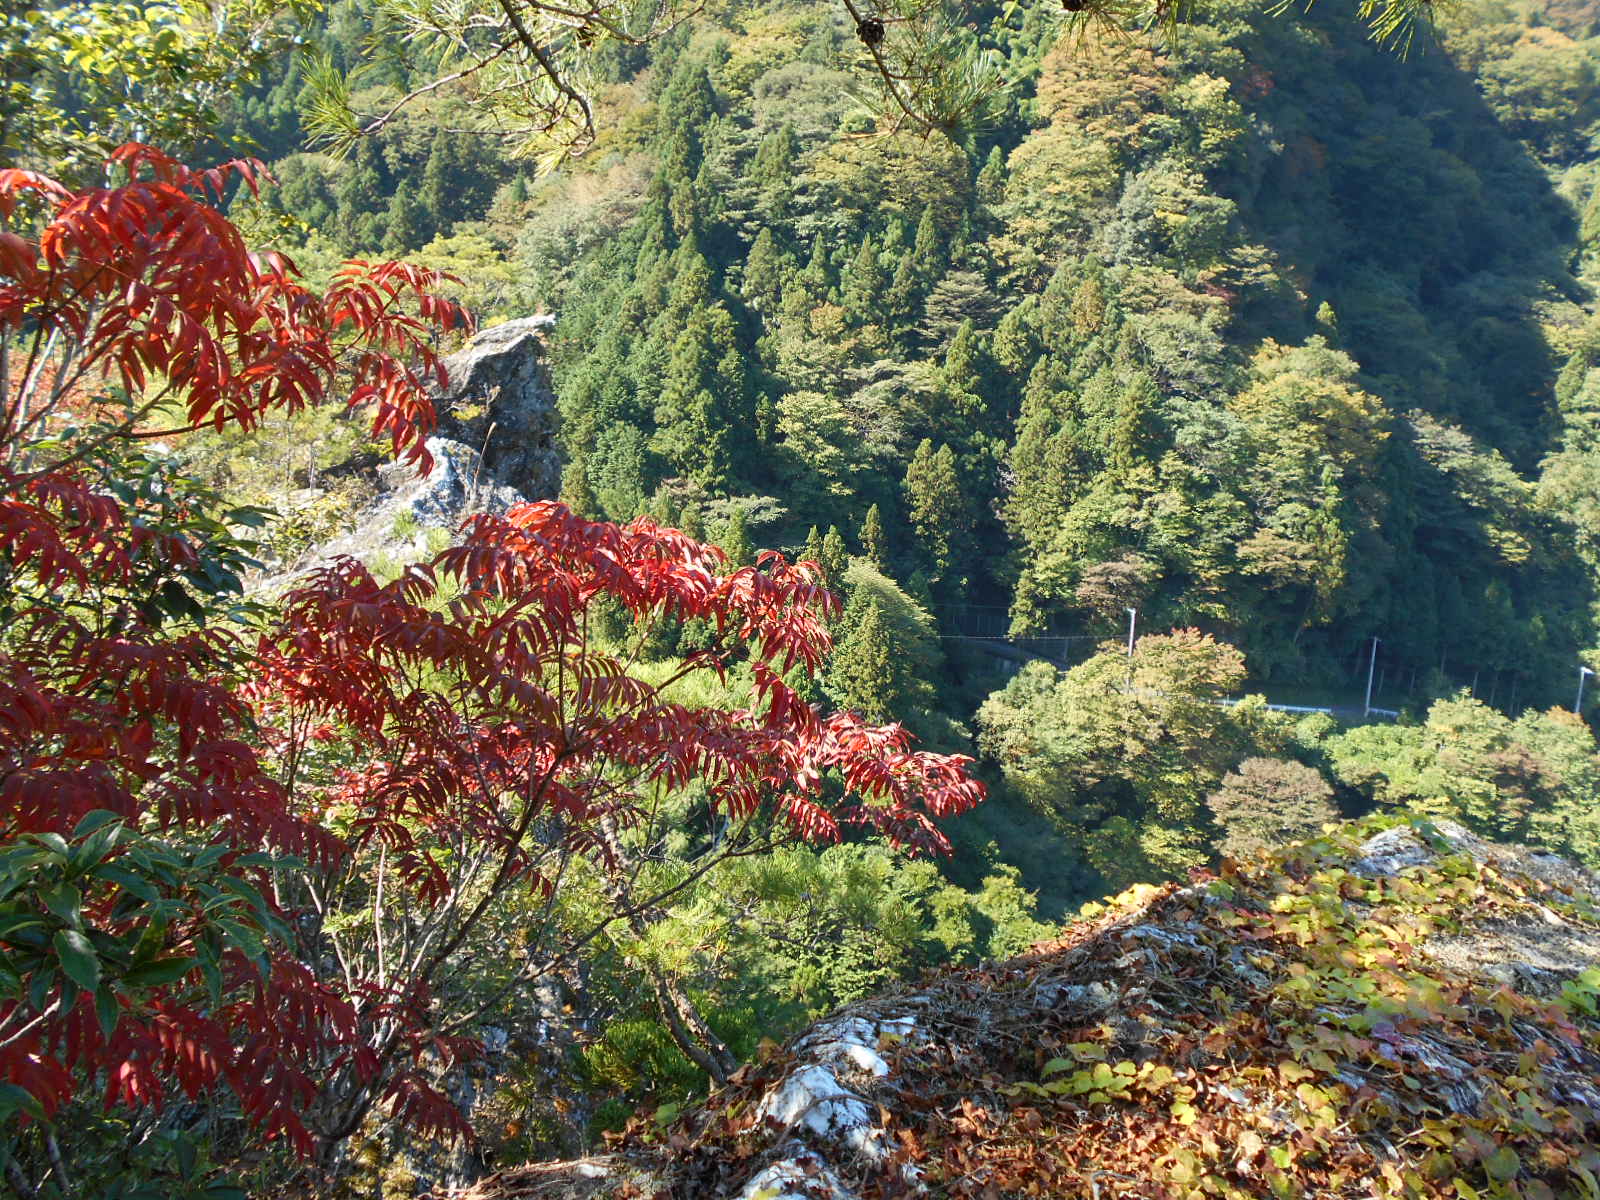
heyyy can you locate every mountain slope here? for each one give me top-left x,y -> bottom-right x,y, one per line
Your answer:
462,816 -> 1600,1199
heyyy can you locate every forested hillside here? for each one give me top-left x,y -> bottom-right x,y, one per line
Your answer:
214,0 -> 1600,898
7,0 -> 1600,1193
233,0 -> 1600,700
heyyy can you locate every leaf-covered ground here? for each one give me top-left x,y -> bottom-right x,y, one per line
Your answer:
459,816 -> 1600,1199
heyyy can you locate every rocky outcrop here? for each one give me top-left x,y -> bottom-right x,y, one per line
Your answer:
298,436 -> 527,569
433,315 -> 561,501
451,817 -> 1600,1200
265,318 -> 559,579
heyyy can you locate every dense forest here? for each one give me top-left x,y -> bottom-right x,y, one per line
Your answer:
5,0 -> 1600,1193
215,0 -> 1600,887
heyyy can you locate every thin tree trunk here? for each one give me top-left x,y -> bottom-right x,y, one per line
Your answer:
645,961 -> 736,1084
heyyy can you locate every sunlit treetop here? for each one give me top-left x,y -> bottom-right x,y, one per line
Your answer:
304,0 -> 1446,169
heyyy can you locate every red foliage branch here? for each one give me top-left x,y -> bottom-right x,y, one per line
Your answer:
0,147 -> 468,1155
0,146 -> 984,1167
0,143 -> 468,469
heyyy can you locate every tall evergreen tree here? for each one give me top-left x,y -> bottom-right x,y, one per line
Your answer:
419,128 -> 457,239
976,144 -> 1007,209
719,505 -> 753,568
741,228 -> 788,314
799,232 -> 831,292
912,204 -> 946,282
680,501 -> 706,541
904,440 -> 965,582
380,181 -> 426,255
751,123 -> 799,221
841,235 -> 887,322
821,526 -> 849,585
861,504 -> 888,571
803,525 -> 826,572
334,135 -> 389,252
826,598 -> 896,722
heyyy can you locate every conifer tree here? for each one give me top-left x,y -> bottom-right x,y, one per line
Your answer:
656,61 -> 717,169
886,249 -> 920,333
653,306 -> 747,488
803,525 -> 827,573
719,505 -> 753,568
420,128 -> 456,238
561,454 -> 600,518
680,501 -> 705,541
334,135 -> 389,251
943,319 -> 984,392
1582,181 -> 1600,249
742,228 -> 788,314
670,177 -> 699,238
861,504 -> 888,570
904,440 -> 965,582
800,232 -> 831,291
992,298 -> 1040,381
1005,388 -> 1078,551
381,181 -> 426,254
842,235 -> 887,321
648,486 -> 679,526
1070,274 -> 1107,337
826,598 -> 896,722
821,525 -> 849,584
1038,260 -> 1077,350
976,144 -> 1007,208
751,123 -> 798,186
752,123 -> 799,220
591,423 -> 651,519
1110,374 -> 1159,471
912,204 -> 945,281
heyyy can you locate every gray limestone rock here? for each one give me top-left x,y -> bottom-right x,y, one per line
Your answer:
433,315 -> 561,500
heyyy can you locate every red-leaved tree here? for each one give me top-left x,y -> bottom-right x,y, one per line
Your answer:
0,148 -> 983,1191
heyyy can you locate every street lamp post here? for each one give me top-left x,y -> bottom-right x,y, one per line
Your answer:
1576,666 -> 1594,715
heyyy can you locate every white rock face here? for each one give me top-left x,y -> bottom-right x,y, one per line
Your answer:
749,1012 -> 922,1197
264,318 -> 558,582
293,435 -> 526,572
736,1148 -> 858,1200
793,1015 -> 916,1078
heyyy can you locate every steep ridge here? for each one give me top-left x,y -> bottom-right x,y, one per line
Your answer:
458,817 -> 1600,1199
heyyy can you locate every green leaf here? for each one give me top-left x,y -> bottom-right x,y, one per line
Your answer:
39,883 -> 82,928
0,1082 -> 45,1122
123,956 -> 195,988
54,928 -> 100,991
217,919 -> 266,966
224,505 -> 274,528
99,866 -> 160,902
30,832 -> 70,861
72,809 -> 123,840
95,983 -> 120,1037
0,913 -> 48,941
28,966 -> 56,1012
217,875 -> 270,915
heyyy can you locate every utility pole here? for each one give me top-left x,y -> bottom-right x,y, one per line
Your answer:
1576,666 -> 1594,715
1363,636 -> 1380,718
1124,607 -> 1137,693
